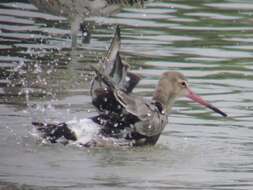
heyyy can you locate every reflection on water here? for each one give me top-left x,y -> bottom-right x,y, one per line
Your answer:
1,0 -> 253,189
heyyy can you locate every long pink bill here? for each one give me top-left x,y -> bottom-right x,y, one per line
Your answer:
186,88 -> 227,117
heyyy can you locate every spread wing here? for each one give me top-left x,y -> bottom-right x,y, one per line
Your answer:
90,26 -> 167,137
90,26 -> 141,113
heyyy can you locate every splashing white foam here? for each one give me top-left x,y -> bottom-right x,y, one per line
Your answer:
66,118 -> 100,146
31,118 -> 133,147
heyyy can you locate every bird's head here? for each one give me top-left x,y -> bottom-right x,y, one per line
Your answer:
153,71 -> 227,117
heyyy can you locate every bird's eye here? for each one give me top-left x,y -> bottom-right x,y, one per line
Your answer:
180,81 -> 187,87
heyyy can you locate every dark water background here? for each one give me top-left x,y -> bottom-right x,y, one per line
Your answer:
1,0 -> 253,189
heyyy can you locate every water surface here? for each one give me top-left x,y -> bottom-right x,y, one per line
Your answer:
1,0 -> 253,189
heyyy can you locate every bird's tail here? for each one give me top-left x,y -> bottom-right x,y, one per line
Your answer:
32,122 -> 77,143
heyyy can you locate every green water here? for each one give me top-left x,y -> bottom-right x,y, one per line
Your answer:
0,0 -> 253,189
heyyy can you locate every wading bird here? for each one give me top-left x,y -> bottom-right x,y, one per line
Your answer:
30,0 -> 144,46
32,26 -> 227,147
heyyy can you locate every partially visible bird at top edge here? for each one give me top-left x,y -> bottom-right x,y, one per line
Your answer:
29,0 -> 145,47
32,26 -> 227,148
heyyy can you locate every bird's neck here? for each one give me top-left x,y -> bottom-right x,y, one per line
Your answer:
152,84 -> 176,113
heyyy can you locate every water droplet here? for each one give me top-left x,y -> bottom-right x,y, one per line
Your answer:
47,69 -> 52,74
